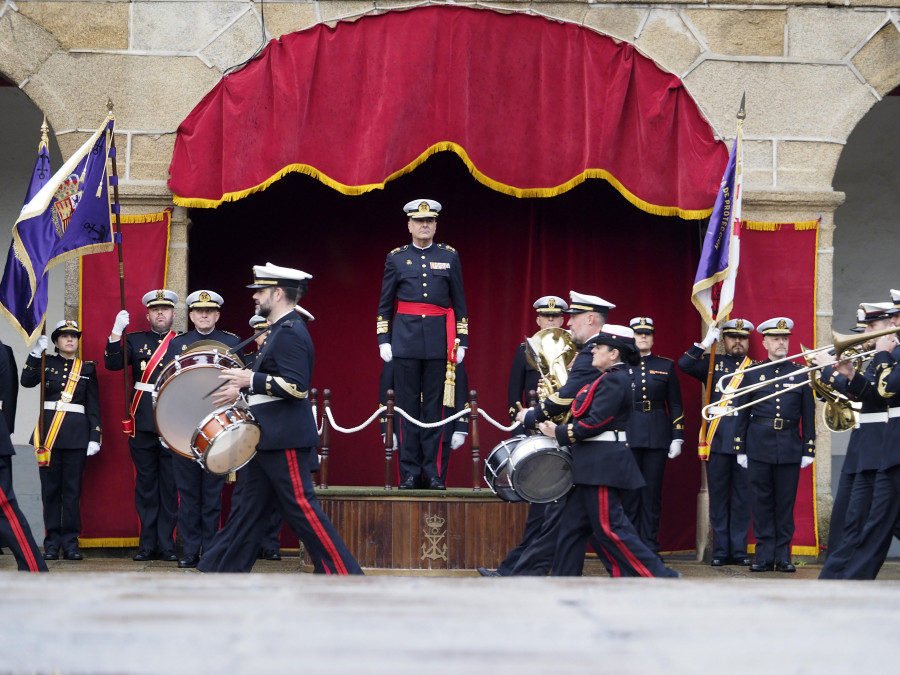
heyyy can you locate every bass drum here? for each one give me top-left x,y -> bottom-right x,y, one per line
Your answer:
508,435 -> 573,504
153,349 -> 243,458
484,436 -> 526,503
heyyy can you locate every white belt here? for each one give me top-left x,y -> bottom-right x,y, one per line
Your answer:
0,400 -> 3,410
44,401 -> 85,414
134,382 -> 154,392
859,412 -> 889,424
889,408 -> 900,419
248,394 -> 279,406
584,430 -> 626,442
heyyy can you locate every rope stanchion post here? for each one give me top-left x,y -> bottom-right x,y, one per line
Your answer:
320,389 -> 331,489
469,390 -> 481,491
310,389 -> 318,486
527,389 -> 537,409
384,389 -> 395,490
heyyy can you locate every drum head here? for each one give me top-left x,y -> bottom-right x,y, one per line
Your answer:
484,437 -> 526,503
185,340 -> 244,365
509,437 -> 573,504
201,422 -> 259,475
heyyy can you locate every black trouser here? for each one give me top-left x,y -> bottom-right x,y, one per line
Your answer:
130,431 -> 178,554
841,466 -> 900,580
497,501 -> 547,575
39,447 -> 87,553
198,449 -> 363,574
552,485 -> 676,577
172,454 -> 226,557
747,459 -> 801,563
393,357 -> 445,482
820,469 -> 876,578
621,447 -> 668,554
0,455 -> 47,572
707,452 -> 751,559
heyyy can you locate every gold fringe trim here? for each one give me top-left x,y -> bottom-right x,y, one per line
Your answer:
79,537 -> 141,548
742,219 -> 820,232
173,142 -> 714,220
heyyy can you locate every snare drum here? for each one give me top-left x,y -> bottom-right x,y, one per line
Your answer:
153,350 -> 242,458
484,436 -> 526,503
484,435 -> 573,504
191,405 -> 260,475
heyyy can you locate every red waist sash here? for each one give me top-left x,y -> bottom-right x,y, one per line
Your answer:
396,301 -> 457,362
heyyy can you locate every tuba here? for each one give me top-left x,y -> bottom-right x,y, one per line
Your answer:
524,328 -> 578,418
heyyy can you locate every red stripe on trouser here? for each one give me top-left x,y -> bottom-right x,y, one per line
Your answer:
597,486 -> 653,577
285,451 -> 348,575
0,484 -> 40,572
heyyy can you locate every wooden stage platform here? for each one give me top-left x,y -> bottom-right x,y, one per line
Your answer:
303,486 -> 530,574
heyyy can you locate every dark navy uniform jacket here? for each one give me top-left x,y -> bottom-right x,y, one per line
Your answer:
248,311 -> 319,451
733,360 -> 815,463
553,365 -> 644,490
165,328 -> 243,367
507,342 -> 540,423
376,243 -> 468,360
104,329 -> 180,433
0,344 -> 17,457
522,342 -> 600,430
677,344 -> 750,456
820,359 -> 886,474
627,353 -> 684,449
22,353 -> 101,448
873,347 -> 900,471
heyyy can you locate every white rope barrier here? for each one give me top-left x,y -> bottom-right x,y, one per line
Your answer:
476,407 -> 520,434
320,401 -> 520,435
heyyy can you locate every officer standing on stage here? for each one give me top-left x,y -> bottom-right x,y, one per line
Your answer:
734,317 -> 815,573
622,317 -> 684,556
678,318 -> 755,567
104,290 -> 180,562
21,321 -> 101,561
199,263 -> 362,574
165,290 -> 241,569
376,199 -> 469,490
507,296 -> 568,434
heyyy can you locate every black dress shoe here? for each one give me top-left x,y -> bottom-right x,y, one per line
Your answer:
64,549 -> 83,561
775,560 -> 796,573
428,477 -> 446,491
749,561 -> 774,572
476,567 -> 501,577
710,557 -> 727,567
178,554 -> 200,569
263,550 -> 282,561
398,476 -> 417,490
133,550 -> 153,562
43,549 -> 59,561
160,550 -> 179,562
734,556 -> 752,566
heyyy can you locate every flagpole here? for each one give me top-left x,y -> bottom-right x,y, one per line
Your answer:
106,100 -> 132,429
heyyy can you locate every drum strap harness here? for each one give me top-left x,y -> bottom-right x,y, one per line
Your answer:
126,330 -> 175,437
395,301 -> 459,407
705,355 -> 751,446
35,358 -> 83,467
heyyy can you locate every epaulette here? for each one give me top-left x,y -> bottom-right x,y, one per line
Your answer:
281,319 -> 295,327
437,243 -> 457,253
221,330 -> 239,338
84,360 -> 97,366
657,356 -> 674,363
389,245 -> 409,255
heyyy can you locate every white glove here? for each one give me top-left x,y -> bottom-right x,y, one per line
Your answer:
87,442 -> 101,456
450,432 -> 466,450
667,439 -> 683,459
381,433 -> 398,450
379,343 -> 393,363
700,326 -> 720,349
456,346 -> 466,364
800,456 -> 814,469
112,310 -> 129,336
30,335 -> 48,357
736,453 -> 748,469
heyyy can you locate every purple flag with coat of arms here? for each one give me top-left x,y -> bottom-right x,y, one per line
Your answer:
0,116 -> 115,343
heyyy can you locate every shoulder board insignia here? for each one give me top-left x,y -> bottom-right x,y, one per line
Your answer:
222,330 -> 239,338
437,243 -> 457,253
83,360 -> 97,366
657,356 -> 673,363
389,245 -> 409,255
282,319 -> 295,327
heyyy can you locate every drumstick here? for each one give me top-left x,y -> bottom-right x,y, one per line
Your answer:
201,364 -> 251,400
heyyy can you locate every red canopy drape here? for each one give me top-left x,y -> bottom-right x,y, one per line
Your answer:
168,6 -> 727,218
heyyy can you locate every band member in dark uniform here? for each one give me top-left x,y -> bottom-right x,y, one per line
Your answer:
0,336 -> 47,572
199,263 -> 362,574
678,317 -> 755,566
622,317 -> 684,555
104,289 -> 180,562
21,321 -> 101,561
164,290 -> 241,569
376,199 -> 469,490
815,303 -> 895,578
538,325 -> 680,578
734,317 -> 815,573
507,296 -> 568,434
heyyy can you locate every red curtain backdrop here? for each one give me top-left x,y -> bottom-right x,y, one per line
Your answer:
78,211 -> 171,545
732,219 -> 820,556
168,6 -> 728,218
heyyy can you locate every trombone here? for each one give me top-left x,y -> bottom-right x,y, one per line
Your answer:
702,325 -> 900,422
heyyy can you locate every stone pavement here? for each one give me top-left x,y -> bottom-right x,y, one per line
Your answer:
2,552 -> 900,674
